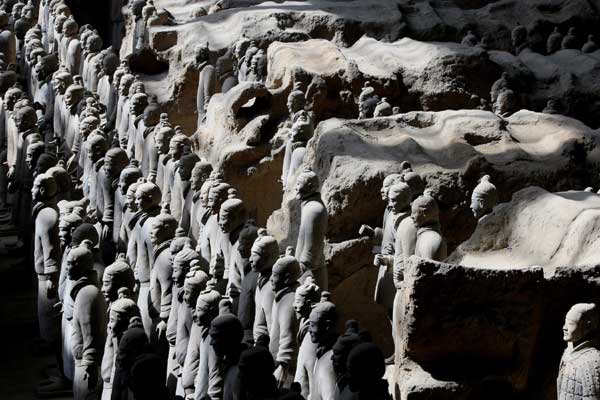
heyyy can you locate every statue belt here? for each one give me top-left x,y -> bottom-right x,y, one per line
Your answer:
38,273 -> 55,281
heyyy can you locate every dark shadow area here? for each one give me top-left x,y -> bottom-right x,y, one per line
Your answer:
129,49 -> 170,75
66,0 -> 111,46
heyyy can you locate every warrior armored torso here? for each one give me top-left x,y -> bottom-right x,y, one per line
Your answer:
558,341 -> 600,400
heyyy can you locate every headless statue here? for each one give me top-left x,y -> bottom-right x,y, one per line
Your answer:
295,168 -> 328,289
250,229 -> 279,343
557,303 -> 600,400
308,292 -> 338,400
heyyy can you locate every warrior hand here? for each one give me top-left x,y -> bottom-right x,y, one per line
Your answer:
83,366 -> 98,389
156,320 -> 167,340
7,166 -> 14,180
373,254 -> 383,267
274,364 -> 289,389
46,279 -> 58,299
359,224 -> 375,238
101,224 -> 112,243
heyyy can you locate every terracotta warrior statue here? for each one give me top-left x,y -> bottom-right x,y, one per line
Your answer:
295,168 -> 328,289
97,147 -> 129,262
309,291 -> 338,400
218,197 -> 248,314
189,160 -> 213,243
176,264 -> 210,394
236,221 -> 259,345
557,303 -> 600,400
32,173 -> 61,367
358,81 -> 379,119
250,229 -> 279,343
136,97 -> 160,175
470,175 -> 498,221
114,160 -> 142,251
99,255 -> 135,400
127,179 -> 162,337
185,288 -> 221,400
150,124 -> 174,193
582,35 -> 598,53
107,291 -> 145,400
374,182 -> 412,356
162,130 -> 191,207
281,110 -> 314,191
116,73 -> 134,148
332,320 -> 365,399
148,203 -> 177,345
208,313 -> 245,400
165,244 -> 200,397
200,181 -> 231,281
411,194 -> 447,261
67,241 -> 107,400
547,27 -> 563,55
126,91 -> 148,159
195,42 -> 215,126
12,105 -> 39,228
52,68 -> 72,139
270,249 -> 301,389
62,77 -> 84,159
562,27 -> 578,50
511,24 -> 529,55
33,53 -> 58,131
173,152 -> 200,232
293,276 -> 321,398
346,343 -> 391,400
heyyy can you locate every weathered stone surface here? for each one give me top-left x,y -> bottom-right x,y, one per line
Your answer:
400,0 -> 599,53
398,257 -> 544,394
449,187 -> 600,273
121,0 -> 405,133
264,109 -> 600,352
